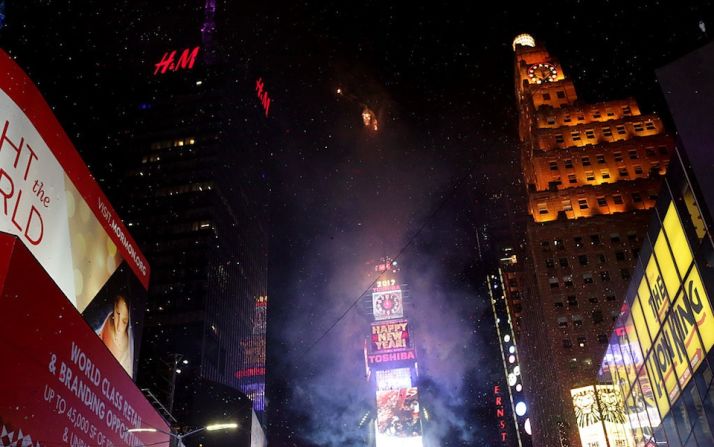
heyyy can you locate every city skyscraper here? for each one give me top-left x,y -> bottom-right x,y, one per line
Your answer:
510,33 -> 674,447
109,3 -> 272,429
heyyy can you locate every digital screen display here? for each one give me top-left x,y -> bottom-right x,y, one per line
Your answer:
371,319 -> 410,353
375,388 -> 423,447
372,289 -> 404,321
375,368 -> 412,391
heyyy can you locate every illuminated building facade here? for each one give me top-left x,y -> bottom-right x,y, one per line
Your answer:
488,252 -> 534,447
364,258 -> 424,447
511,34 -> 675,447
595,41 -> 714,447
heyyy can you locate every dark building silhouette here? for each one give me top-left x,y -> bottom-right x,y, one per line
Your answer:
108,2 -> 272,430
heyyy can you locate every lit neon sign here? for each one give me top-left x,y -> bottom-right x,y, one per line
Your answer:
153,47 -> 200,76
255,78 -> 271,117
495,385 -> 507,443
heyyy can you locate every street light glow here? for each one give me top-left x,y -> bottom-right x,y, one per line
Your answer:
127,428 -> 159,433
206,422 -> 238,431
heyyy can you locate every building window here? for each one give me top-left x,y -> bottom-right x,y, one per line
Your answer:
546,116 -> 556,125
546,258 -> 555,268
597,196 -> 607,207
564,159 -> 574,169
579,255 -> 589,266
562,199 -> 573,212
621,268 -> 631,280
613,194 -> 624,205
616,125 -> 626,135
597,334 -> 608,344
601,169 -> 610,179
590,234 -> 601,245
602,126 -> 612,136
615,251 -> 626,261
542,93 -> 551,101
564,275 -> 574,287
573,316 -> 584,328
596,154 -> 606,164
567,295 -> 577,306
645,121 -> 656,130
610,233 -> 621,243
633,122 -> 644,132
598,253 -> 606,264
606,294 -> 616,302
555,301 -> 564,309
645,147 -> 656,157
571,131 -> 581,141
578,198 -> 589,209
634,165 -> 644,175
593,111 -> 602,119
568,174 -> 577,184
614,151 -> 623,162
658,146 -> 669,155
557,91 -> 566,99
583,273 -> 594,284
588,296 -> 599,304
554,238 -> 565,250
629,149 -> 639,160
582,156 -> 591,166
622,106 -> 632,116
541,240 -> 551,251
564,115 -> 572,123
585,171 -> 595,182
577,336 -> 587,347
555,134 -> 564,144
600,271 -> 611,282
618,167 -> 629,177
627,231 -> 638,242
558,317 -> 568,328
577,115 -> 585,121
549,160 -> 559,171
632,192 -> 642,203
574,237 -> 584,248
563,339 -> 573,348
585,129 -> 595,139
538,202 -> 548,214
592,310 -> 604,324
559,258 -> 569,268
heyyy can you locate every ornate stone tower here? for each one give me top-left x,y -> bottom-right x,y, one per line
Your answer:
511,33 -> 674,447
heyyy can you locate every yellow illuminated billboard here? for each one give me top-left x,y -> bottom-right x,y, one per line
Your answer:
619,201 -> 714,424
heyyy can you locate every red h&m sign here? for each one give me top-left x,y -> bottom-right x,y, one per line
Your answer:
153,47 -> 200,75
495,385 -> 507,443
255,78 -> 271,117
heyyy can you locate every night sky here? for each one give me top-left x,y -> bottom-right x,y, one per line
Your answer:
3,1 -> 714,446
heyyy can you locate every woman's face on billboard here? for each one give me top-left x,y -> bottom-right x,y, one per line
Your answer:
113,297 -> 129,334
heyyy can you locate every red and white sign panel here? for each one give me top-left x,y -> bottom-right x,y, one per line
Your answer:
0,49 -> 150,377
0,235 -> 168,447
0,49 -> 149,294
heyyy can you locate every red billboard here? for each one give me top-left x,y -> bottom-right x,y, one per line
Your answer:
0,49 -> 149,377
0,234 -> 169,447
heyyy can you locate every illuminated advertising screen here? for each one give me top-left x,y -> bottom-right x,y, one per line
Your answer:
0,235 -> 169,447
0,50 -> 149,378
375,388 -> 423,447
375,368 -> 412,391
371,319 -> 411,353
630,202 -> 713,419
571,385 -> 633,447
372,288 -> 404,321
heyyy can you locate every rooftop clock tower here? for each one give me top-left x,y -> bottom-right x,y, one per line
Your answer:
508,34 -> 675,447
